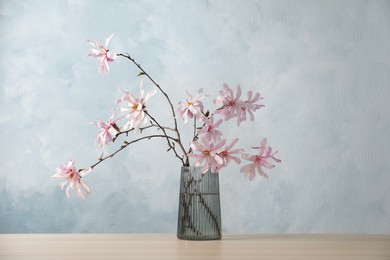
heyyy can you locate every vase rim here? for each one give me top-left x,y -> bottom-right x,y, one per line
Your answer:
181,165 -> 203,168
181,165 -> 219,174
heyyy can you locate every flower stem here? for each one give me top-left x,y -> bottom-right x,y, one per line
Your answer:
145,111 -> 185,165
112,125 -> 155,142
90,134 -> 178,169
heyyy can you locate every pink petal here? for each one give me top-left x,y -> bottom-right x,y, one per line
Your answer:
240,164 -> 256,181
260,158 -> 275,169
201,165 -> 210,174
87,39 -> 99,48
256,164 -> 268,178
107,52 -> 117,60
229,155 -> 241,164
214,154 -> 223,165
87,48 -> 101,57
79,167 -> 92,177
65,185 -> 71,198
80,180 -> 91,193
258,138 -> 267,155
235,85 -> 242,100
227,138 -> 239,149
144,89 -> 157,102
242,153 -> 256,161
105,34 -> 114,48
60,181 -> 68,189
271,153 -> 282,163
263,146 -> 272,157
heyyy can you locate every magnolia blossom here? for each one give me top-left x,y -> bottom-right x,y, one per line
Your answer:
52,160 -> 92,199
241,90 -> 264,122
178,89 -> 206,123
214,84 -> 244,124
189,138 -> 226,174
218,138 -> 243,169
92,115 -> 120,149
214,84 -> 263,126
116,80 -> 157,132
197,115 -> 223,142
240,138 -> 281,180
87,34 -> 117,74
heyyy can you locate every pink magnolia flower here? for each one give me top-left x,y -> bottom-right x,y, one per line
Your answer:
214,84 -> 245,125
178,89 -> 206,123
197,115 -> 223,142
214,84 -> 263,126
92,115 -> 120,149
189,138 -> 226,174
218,138 -> 243,169
240,138 -> 281,180
52,160 -> 92,199
116,80 -> 157,132
87,34 -> 117,74
241,90 -> 264,121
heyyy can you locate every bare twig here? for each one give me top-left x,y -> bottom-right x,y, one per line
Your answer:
117,53 -> 189,165
90,134 -> 178,169
112,125 -> 155,142
145,110 -> 185,165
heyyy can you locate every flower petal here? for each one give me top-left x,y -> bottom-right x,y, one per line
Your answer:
256,164 -> 268,178
105,34 -> 114,48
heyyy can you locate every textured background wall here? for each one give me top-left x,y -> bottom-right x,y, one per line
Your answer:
1,0 -> 389,233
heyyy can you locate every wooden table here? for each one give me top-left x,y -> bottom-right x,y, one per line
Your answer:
1,234 -> 389,259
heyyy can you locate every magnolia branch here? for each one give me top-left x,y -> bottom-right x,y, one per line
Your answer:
112,124 -> 154,142
145,111 -> 186,165
117,53 -> 189,165
90,135 -> 178,170
112,123 -> 176,143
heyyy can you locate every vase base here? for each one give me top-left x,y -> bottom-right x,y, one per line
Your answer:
177,234 -> 222,241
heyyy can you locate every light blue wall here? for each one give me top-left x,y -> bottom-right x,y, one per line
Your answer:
1,0 -> 389,233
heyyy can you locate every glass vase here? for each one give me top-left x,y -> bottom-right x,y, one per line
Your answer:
177,166 -> 222,240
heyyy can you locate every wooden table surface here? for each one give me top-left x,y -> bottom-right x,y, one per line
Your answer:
0,234 -> 389,260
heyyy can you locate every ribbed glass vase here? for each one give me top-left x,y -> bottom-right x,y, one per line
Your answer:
177,166 -> 222,240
